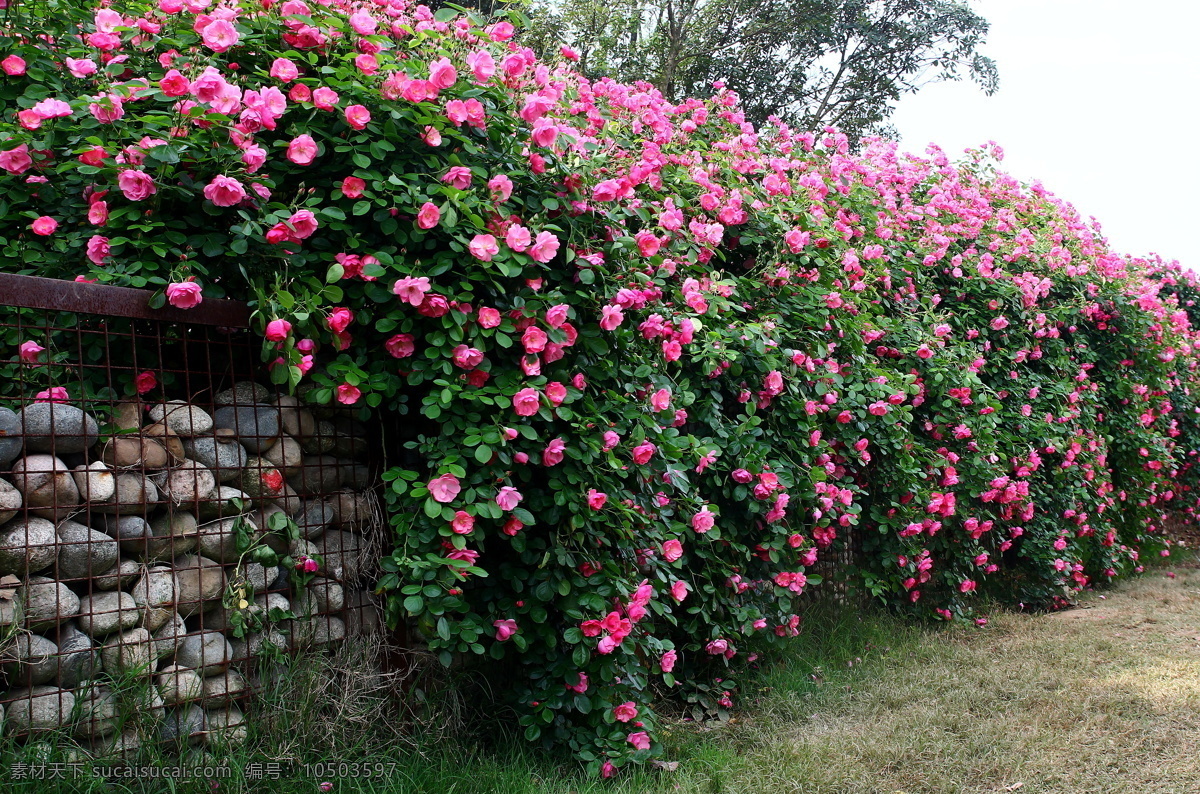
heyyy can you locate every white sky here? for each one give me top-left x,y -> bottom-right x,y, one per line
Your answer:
890,0 -> 1200,271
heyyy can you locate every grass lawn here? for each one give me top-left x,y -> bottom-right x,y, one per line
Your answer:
5,564 -> 1200,793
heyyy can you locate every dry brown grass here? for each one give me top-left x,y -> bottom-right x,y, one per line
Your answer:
665,566 -> 1200,794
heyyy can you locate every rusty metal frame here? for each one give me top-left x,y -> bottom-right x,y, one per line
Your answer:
0,274 -> 251,327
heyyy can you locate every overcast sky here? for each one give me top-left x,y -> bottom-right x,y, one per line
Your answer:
890,0 -> 1200,271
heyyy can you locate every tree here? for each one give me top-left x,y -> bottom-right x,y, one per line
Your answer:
523,0 -> 998,140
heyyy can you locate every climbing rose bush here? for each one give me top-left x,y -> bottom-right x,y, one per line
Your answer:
3,0 -> 1200,774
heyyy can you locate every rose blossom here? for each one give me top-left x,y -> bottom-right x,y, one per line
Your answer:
31,216 -> 57,236
202,175 -> 246,207
496,486 -> 522,511
336,383 -> 361,404
264,319 -> 292,341
427,474 -> 461,503
165,281 -> 203,309
512,387 -> 540,416
493,619 -> 518,641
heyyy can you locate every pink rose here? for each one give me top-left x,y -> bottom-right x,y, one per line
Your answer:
344,104 -> 371,130
586,489 -> 607,510
650,388 -> 671,411
18,341 -> 44,363
512,387 -> 540,416
264,319 -> 292,341
600,305 -> 624,331
451,344 -> 484,369
529,231 -> 560,263
496,486 -> 522,511
35,387 -> 69,403
670,580 -> 689,602
118,170 -> 156,201
493,619 -> 518,641
626,731 -> 650,751
385,333 -> 416,358
286,134 -> 318,165
429,57 -> 457,89
543,438 -> 566,466
451,510 -> 475,534
427,474 -> 461,503
336,383 -> 361,404
134,371 -> 157,395
602,431 -> 620,450
165,281 -> 203,309
631,442 -> 656,465
613,702 -> 638,722
1,55 -> 26,76
288,210 -> 319,239
545,381 -> 567,406
341,176 -> 366,198
662,539 -> 683,562
691,507 -> 715,533
202,175 -> 246,207
270,57 -> 299,81
705,639 -> 729,655
348,9 -> 377,35
468,234 -> 499,262
31,216 -> 57,236
85,235 -> 110,264
326,307 -> 354,333
505,224 -> 531,252
488,174 -> 513,202
416,202 -> 440,230
200,18 -> 239,51
477,307 -> 501,328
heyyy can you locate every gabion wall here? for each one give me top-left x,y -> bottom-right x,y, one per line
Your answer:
0,280 -> 382,754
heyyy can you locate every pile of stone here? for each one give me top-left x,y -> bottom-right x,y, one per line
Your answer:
0,383 -> 380,753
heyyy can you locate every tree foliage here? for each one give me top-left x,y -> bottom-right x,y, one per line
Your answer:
523,0 -> 998,138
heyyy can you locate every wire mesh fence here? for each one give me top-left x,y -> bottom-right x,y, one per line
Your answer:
0,275 -> 383,753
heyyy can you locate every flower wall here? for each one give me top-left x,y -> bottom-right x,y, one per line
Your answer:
2,0 -> 1199,773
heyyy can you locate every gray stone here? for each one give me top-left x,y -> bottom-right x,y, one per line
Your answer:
292,614 -> 346,650
10,455 -> 79,521
99,627 -> 153,674
252,504 -> 290,554
0,406 -> 23,466
200,669 -> 247,707
174,630 -> 232,676
315,530 -> 365,584
92,473 -> 160,515
142,423 -> 186,464
203,704 -> 246,748
197,515 -> 258,564
330,490 -> 371,530
196,486 -> 251,522
157,664 -> 204,706
288,454 -> 342,495
71,461 -> 116,504
131,565 -> 178,630
213,405 -> 280,454
88,728 -> 141,758
256,592 -> 291,616
153,460 -> 216,506
173,555 -> 225,617
3,633 -> 58,685
19,402 -> 99,454
19,576 -> 79,630
0,479 -> 22,525
185,436 -> 248,483
100,435 -> 170,470
307,577 -> 345,614
216,382 -> 272,407
76,591 -> 140,638
97,514 -> 154,557
0,517 -> 58,576
147,401 -> 213,437
158,704 -> 206,746
56,623 -> 100,688
2,685 -> 74,734
331,429 -> 369,460
56,520 -> 119,581
93,558 -> 140,590
244,562 -> 279,594
151,612 -> 188,660
299,420 -> 336,454
293,499 -> 333,540
271,483 -> 302,517
228,627 -> 287,671
111,401 -> 143,432
276,395 -> 317,438
262,434 -> 302,474
340,461 -> 373,490
239,457 -> 287,499
73,684 -> 120,739
144,510 -> 199,562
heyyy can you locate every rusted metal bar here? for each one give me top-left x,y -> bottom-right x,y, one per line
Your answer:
0,273 -> 252,327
